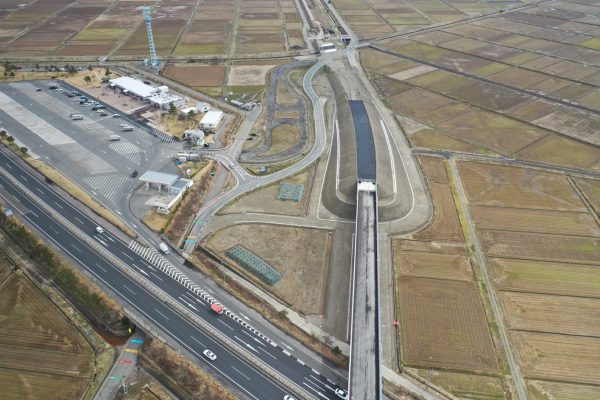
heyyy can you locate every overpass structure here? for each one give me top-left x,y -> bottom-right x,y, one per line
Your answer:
348,100 -> 382,400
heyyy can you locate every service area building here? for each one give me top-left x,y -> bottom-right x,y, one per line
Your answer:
199,110 -> 224,131
138,171 -> 193,214
109,76 -> 185,110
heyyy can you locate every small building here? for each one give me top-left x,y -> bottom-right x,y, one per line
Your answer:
196,102 -> 211,113
199,110 -> 224,132
139,170 -> 193,214
180,106 -> 198,118
319,42 -> 337,53
148,92 -> 185,110
183,129 -> 205,146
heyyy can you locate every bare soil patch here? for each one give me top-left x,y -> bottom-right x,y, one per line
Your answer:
516,134 -> 600,169
417,156 -> 448,183
574,177 -> 600,214
394,239 -> 467,255
394,250 -> 472,282
528,380 -> 600,400
410,368 -> 505,400
398,276 -> 498,373
261,124 -> 300,156
163,65 -> 225,87
410,129 -> 482,153
206,224 -> 332,314
276,81 -> 298,106
221,165 -> 314,216
228,65 -> 277,86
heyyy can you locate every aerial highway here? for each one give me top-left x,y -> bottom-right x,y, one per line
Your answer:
0,149 -> 348,400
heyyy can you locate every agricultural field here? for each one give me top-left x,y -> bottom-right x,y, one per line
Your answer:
0,272 -> 94,400
362,1 -> 600,171
206,224 -> 331,315
392,156 -> 505,397
330,0 -> 510,40
455,160 -> 600,395
0,0 -> 306,59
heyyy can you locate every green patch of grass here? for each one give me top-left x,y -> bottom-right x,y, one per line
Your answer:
501,52 -> 539,66
472,62 -> 512,77
580,37 -> 600,49
195,86 -> 223,97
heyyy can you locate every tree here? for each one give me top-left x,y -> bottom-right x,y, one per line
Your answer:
68,65 -> 77,74
168,102 -> 177,116
88,64 -> 93,72
83,75 -> 92,84
0,130 -> 6,138
104,66 -> 111,77
332,346 -> 342,355
6,135 -> 14,143
20,147 -> 27,154
187,109 -> 195,119
34,63 -> 39,70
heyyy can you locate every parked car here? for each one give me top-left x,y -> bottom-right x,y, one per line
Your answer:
130,170 -> 138,178
334,388 -> 348,399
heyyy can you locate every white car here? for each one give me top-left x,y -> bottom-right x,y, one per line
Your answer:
334,388 -> 348,399
203,349 -> 217,361
95,226 -> 104,234
283,396 -> 296,400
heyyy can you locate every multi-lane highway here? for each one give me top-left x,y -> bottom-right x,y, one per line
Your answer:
0,149 -> 347,400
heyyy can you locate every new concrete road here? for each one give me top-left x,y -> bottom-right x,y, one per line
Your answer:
349,187 -> 380,400
0,150 -> 347,400
183,48 -> 347,253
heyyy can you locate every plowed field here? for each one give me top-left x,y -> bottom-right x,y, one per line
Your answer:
458,162 -> 587,212
413,182 -> 463,242
479,230 -> 600,263
528,380 -> 600,400
399,276 -> 498,373
471,206 -> 600,237
395,250 -> 472,282
490,258 -> 600,298
501,292 -> 600,337
418,156 -> 448,183
512,331 -> 600,385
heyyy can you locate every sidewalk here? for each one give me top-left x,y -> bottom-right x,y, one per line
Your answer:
95,332 -> 146,400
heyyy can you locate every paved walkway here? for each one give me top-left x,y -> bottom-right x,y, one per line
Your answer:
95,332 -> 146,400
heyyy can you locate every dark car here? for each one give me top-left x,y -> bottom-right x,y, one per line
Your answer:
99,112 -> 108,116
131,170 -> 138,178
36,88 -> 42,92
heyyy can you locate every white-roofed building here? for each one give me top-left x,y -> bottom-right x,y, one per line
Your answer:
138,171 -> 193,214
199,110 -> 224,132
110,76 -> 158,99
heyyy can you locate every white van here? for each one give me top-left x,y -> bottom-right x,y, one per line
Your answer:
159,242 -> 170,254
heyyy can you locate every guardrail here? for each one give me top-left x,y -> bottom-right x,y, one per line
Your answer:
0,164 -> 316,400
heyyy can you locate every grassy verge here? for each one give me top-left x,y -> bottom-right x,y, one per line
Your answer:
0,207 -> 131,335
0,139 -> 136,238
191,251 -> 348,368
140,337 -> 236,400
121,375 -> 176,400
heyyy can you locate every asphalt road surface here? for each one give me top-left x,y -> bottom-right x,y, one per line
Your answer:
0,150 -> 347,400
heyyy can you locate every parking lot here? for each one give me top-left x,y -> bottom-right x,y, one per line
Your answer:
0,80 -> 180,209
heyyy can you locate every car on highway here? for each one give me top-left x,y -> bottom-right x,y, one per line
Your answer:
334,388 -> 348,399
283,396 -> 296,400
36,88 -> 42,92
131,170 -> 138,178
202,349 -> 217,361
95,226 -> 104,234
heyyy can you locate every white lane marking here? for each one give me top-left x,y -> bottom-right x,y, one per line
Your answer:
302,381 -> 328,399
132,264 -> 149,277
240,312 -> 250,320
234,336 -> 258,353
53,201 -> 63,209
335,118 -> 341,190
218,319 -> 234,331
297,359 -> 305,366
105,235 -> 115,243
282,342 -> 295,351
71,244 -> 82,252
96,238 -> 108,247
74,216 -> 84,224
258,347 -> 277,360
190,335 -> 204,346
20,174 -> 28,181
283,350 -> 291,356
35,187 -> 44,195
241,330 -> 265,346
154,308 -> 170,320
311,368 -> 320,375
94,263 -> 107,272
150,272 -> 163,281
120,251 -> 133,260
28,211 -> 38,218
4,164 -> 12,169
122,284 -> 136,295
231,366 -> 251,381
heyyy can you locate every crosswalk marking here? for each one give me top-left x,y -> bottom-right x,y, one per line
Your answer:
109,142 -> 144,165
83,174 -> 128,203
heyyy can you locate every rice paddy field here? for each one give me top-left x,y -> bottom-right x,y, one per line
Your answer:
457,160 -> 600,397
0,266 -> 95,400
0,0 -> 306,59
362,0 -> 600,171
